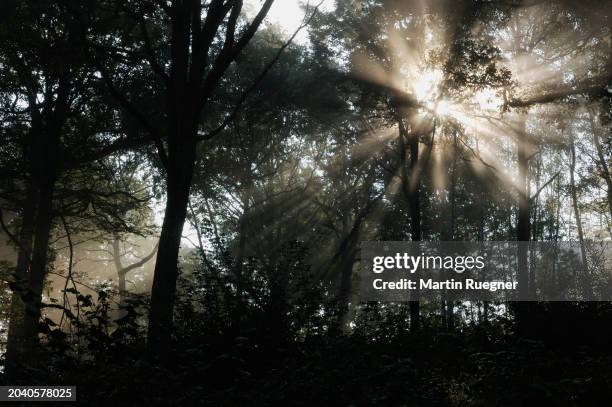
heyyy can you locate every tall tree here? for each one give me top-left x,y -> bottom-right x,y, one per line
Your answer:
91,0 -> 276,356
0,0 -> 147,377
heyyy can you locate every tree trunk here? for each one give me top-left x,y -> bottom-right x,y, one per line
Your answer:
22,166 -> 57,361
588,110 -> 612,223
112,238 -> 126,304
569,136 -> 592,298
407,129 -> 421,332
516,113 -> 530,299
112,236 -> 158,319
444,132 -> 458,330
396,115 -> 422,332
335,195 -> 380,331
5,78 -> 66,374
117,270 -> 127,315
551,176 -> 561,297
147,134 -> 196,357
4,181 -> 37,380
232,191 -> 250,331
396,116 -> 422,332
337,241 -> 358,332
142,0 -> 273,358
514,112 -> 534,335
528,155 -> 540,298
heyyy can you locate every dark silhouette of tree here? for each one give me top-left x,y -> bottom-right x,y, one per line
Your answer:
0,1 -> 151,378
88,0 -> 277,357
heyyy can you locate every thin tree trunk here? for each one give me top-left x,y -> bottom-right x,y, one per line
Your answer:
445,132 -> 458,330
232,191 -> 250,331
396,116 -> 421,332
513,112 -> 534,335
551,176 -> 561,298
337,243 -> 357,332
407,125 -> 421,332
588,109 -> 612,223
112,236 -> 158,317
569,136 -> 592,298
336,195 -> 381,331
516,113 -> 530,299
4,181 -> 37,380
112,238 -> 126,304
528,155 -> 540,298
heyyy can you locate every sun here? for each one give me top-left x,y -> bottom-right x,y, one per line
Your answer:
434,99 -> 452,116
412,69 -> 444,102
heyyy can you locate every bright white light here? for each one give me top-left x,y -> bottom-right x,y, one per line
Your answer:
246,0 -> 333,44
435,99 -> 452,116
472,88 -> 503,111
412,69 -> 443,102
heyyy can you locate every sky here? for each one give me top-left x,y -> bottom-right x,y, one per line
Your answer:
246,0 -> 334,44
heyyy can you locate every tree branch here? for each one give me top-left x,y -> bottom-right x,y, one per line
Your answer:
118,241 -> 159,276
198,0 -> 324,140
199,0 -> 274,105
509,78 -> 612,108
530,171 -> 560,201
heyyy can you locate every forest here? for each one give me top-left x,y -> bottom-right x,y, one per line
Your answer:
1,0 -> 612,405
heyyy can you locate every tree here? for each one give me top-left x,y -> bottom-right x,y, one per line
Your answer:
0,1 -> 151,377
89,0 -> 295,356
